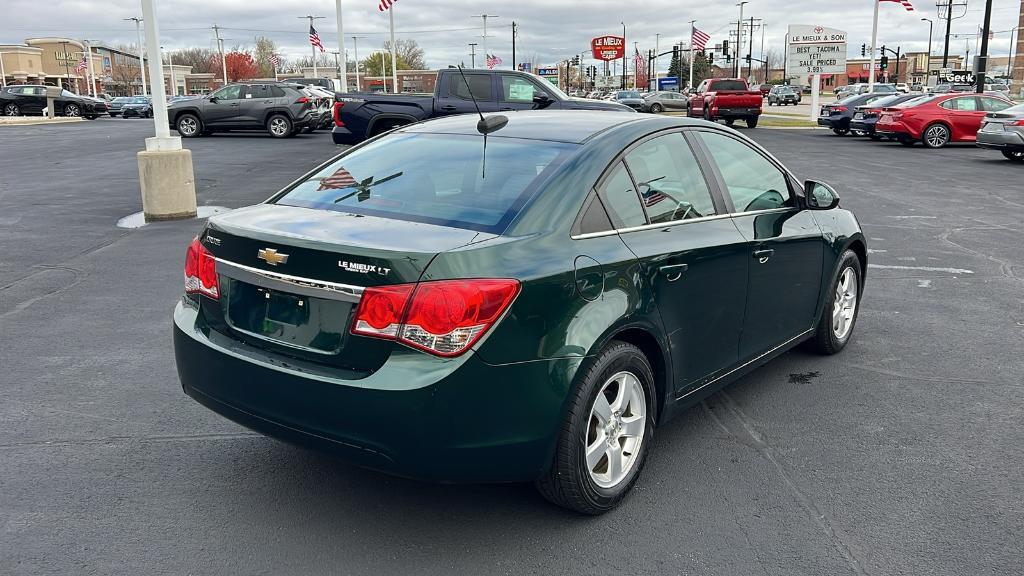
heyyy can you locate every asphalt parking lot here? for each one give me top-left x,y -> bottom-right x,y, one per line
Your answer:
1,117 -> 1022,575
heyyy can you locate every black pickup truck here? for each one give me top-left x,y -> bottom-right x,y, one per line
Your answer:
331,68 -> 634,145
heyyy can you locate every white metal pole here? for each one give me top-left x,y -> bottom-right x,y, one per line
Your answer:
141,0 -> 171,142
654,33 -> 660,89
336,0 -> 347,92
810,73 -> 821,121
168,49 -> 176,96
135,19 -> 148,96
868,0 -> 879,91
483,16 -> 488,62
736,2 -> 746,77
353,36 -> 360,91
0,52 -> 6,88
389,7 -> 398,93
380,51 -> 387,92
84,41 -> 95,96
689,21 -> 696,89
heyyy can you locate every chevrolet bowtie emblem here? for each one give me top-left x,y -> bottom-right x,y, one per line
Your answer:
257,248 -> 289,266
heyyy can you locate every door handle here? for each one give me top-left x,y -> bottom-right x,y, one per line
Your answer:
658,263 -> 688,282
440,105 -> 457,111
499,107 -> 513,111
229,103 -> 240,107
752,249 -> 774,264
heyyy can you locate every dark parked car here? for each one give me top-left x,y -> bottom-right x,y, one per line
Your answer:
848,93 -> 922,139
766,85 -> 801,106
758,83 -> 772,97
817,93 -> 891,135
641,91 -> 688,113
173,110 -> 866,515
108,96 -> 131,117
975,102 -> 1024,161
167,82 -> 315,138
0,85 -> 107,119
331,68 -> 632,145
121,96 -> 153,118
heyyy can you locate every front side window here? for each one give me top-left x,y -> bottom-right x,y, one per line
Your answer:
597,162 -> 646,229
624,133 -> 716,223
698,132 -> 793,213
450,74 -> 493,101
276,133 -> 573,234
212,85 -> 242,100
501,76 -> 539,103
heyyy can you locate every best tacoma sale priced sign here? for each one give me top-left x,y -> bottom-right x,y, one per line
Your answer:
786,25 -> 847,76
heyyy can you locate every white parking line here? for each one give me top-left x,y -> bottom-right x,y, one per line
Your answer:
868,264 -> 974,274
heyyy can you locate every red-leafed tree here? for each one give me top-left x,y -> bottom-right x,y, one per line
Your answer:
213,51 -> 260,82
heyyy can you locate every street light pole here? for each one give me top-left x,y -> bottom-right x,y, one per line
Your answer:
922,18 -> 934,82
299,15 -> 327,79
469,43 -> 478,68
124,18 -> 147,96
735,2 -> 748,77
212,24 -> 227,85
621,22 -> 626,89
335,0 -> 347,92
352,36 -> 365,91
472,15 -> 498,66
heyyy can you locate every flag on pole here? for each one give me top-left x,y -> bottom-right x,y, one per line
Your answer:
879,0 -> 914,11
75,56 -> 88,73
270,54 -> 281,68
309,25 -> 326,52
486,54 -> 502,69
378,0 -> 397,11
691,28 -> 711,51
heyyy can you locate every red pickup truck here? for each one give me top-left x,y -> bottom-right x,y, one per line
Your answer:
687,78 -> 763,128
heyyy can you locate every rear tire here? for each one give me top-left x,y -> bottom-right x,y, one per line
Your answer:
63,104 -> 81,117
832,128 -> 849,136
650,103 -> 663,113
921,123 -> 950,148
175,113 -> 202,137
1002,150 -> 1024,162
746,116 -> 758,129
900,138 -> 915,146
805,250 -> 862,355
536,341 -> 656,515
869,134 -> 882,141
266,114 -> 292,138
725,118 -> 735,126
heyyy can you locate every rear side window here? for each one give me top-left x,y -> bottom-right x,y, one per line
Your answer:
624,133 -> 716,222
451,74 -> 493,101
269,86 -> 286,98
597,162 -> 646,229
980,98 -> 1010,112
276,133 -> 574,234
246,85 -> 270,99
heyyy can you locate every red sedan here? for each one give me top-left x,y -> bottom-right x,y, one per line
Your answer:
874,93 -> 1013,148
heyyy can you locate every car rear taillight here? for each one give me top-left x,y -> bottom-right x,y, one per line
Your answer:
351,279 -> 520,357
295,96 -> 310,104
333,101 -> 344,127
184,237 -> 219,299
1011,119 -> 1024,127
833,106 -> 847,113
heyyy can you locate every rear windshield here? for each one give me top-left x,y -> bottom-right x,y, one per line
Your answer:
711,80 -> 747,91
275,133 -> 575,234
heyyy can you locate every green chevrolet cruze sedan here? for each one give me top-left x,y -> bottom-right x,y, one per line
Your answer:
173,110 -> 866,514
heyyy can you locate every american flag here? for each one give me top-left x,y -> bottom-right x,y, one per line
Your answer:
691,27 -> 710,51
880,0 -> 914,11
378,0 -> 397,11
270,54 -> 280,68
309,25 -> 325,52
643,190 -> 668,207
486,54 -> 502,69
317,166 -> 358,191
75,56 -> 88,73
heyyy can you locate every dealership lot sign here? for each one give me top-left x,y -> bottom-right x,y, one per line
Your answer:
786,25 -> 847,76
591,36 -> 625,61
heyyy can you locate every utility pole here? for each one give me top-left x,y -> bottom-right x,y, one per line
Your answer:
512,21 -> 517,70
335,0 -> 347,92
746,16 -> 755,80
654,32 -> 660,88
621,21 -> 627,89
472,15 -> 498,64
759,23 -> 766,82
975,0 -> 994,93
937,0 -> 967,68
468,43 -> 478,68
735,2 -> 747,77
330,50 -> 341,83
125,17 -> 147,95
212,24 -> 227,85
299,15 -> 326,79
922,18 -> 934,81
868,0 -> 879,91
352,36 -> 365,91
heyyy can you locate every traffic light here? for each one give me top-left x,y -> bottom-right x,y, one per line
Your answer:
707,52 -> 714,65
722,40 -> 729,55
744,54 -> 751,63
861,43 -> 866,57
880,55 -> 889,69
672,45 -> 680,62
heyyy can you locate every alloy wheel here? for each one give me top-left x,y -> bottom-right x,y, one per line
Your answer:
1001,150 -> 1024,162
650,103 -> 662,113
585,370 -> 647,489
924,124 -> 949,148
65,104 -> 81,117
3,104 -> 19,116
269,117 -> 289,136
178,116 -> 198,136
832,267 -> 858,340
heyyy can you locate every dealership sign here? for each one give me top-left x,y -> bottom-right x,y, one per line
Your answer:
591,36 -> 625,61
939,70 -> 975,84
786,25 -> 847,76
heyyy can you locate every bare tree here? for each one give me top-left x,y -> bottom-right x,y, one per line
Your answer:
764,48 -> 782,82
383,39 -> 426,70
253,36 -> 278,77
170,48 -> 216,73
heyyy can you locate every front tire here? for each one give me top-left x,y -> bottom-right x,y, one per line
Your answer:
805,250 -> 862,355
176,113 -> 202,137
1002,150 -> 1024,162
4,103 -> 21,116
536,341 -> 656,515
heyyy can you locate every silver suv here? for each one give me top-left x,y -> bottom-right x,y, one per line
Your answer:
167,82 -> 315,138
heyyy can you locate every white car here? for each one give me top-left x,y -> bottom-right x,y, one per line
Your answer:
895,83 -> 910,93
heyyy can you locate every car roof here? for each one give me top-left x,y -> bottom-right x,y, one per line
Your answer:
401,110 -> 688,144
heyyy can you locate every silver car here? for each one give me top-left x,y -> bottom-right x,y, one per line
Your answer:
976,102 -> 1024,162
642,91 -> 688,113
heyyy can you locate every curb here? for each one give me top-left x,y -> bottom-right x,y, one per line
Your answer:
0,117 -> 84,126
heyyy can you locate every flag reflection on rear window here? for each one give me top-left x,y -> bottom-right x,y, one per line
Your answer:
275,133 -> 576,234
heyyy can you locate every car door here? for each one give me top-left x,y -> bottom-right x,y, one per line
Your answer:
689,80 -> 708,115
19,87 -> 47,114
497,74 -> 554,111
239,84 -> 270,127
204,84 -> 244,126
941,96 -> 985,141
601,132 -> 748,396
665,92 -> 685,111
434,72 -> 498,116
692,129 -> 824,361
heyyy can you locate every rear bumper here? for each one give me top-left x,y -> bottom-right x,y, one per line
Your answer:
849,118 -> 877,133
818,117 -> 849,129
714,107 -> 761,118
173,300 -> 578,482
976,130 -> 1024,150
332,125 -> 360,145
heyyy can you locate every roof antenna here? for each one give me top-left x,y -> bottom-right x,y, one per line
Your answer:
456,64 -> 508,135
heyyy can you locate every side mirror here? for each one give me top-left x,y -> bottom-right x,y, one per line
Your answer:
804,180 -> 841,210
533,93 -> 552,103
208,96 -> 218,103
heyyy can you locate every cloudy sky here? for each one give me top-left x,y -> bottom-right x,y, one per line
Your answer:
2,0 -> 1020,73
